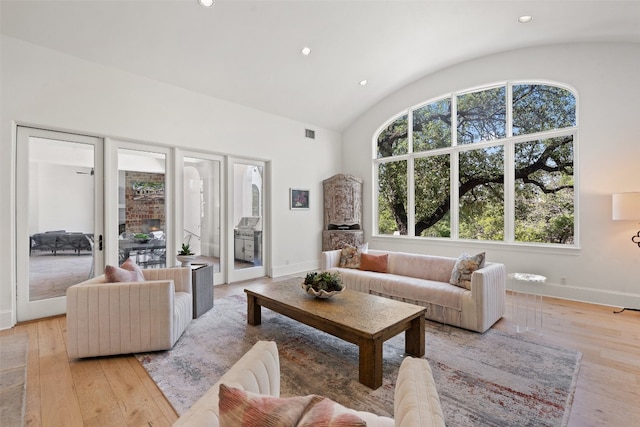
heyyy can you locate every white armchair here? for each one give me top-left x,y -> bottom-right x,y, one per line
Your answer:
66,267 -> 192,359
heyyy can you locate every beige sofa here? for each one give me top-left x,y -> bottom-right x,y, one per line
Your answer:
66,267 -> 192,358
323,249 -> 506,333
174,340 -> 445,427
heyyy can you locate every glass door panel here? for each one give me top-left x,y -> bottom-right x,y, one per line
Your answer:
229,159 -> 266,282
16,127 -> 103,322
117,148 -> 167,268
183,155 -> 223,283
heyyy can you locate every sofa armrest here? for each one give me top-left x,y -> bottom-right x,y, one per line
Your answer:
470,262 -> 507,332
173,341 -> 280,427
143,267 -> 192,294
394,357 -> 445,427
322,249 -> 342,270
66,279 -> 175,358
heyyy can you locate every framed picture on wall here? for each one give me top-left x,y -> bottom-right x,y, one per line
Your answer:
290,188 -> 310,210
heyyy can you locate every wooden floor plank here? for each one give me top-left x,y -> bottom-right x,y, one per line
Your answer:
100,357 -> 169,426
37,318 -> 84,427
127,357 -> 178,424
69,357 -> 127,427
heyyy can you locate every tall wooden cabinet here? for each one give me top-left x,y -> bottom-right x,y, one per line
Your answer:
322,174 -> 364,250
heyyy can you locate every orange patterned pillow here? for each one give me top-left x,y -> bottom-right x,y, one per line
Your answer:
358,253 -> 388,273
338,243 -> 368,269
219,384 -> 365,427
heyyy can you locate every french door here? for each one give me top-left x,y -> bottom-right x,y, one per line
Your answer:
228,158 -> 267,282
180,151 -> 225,284
16,127 -> 104,322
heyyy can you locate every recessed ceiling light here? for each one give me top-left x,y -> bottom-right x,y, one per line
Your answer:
359,80 -> 368,86
301,47 -> 312,56
199,0 -> 214,7
518,15 -> 533,23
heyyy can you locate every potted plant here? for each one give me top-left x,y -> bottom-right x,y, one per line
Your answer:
177,243 -> 196,266
302,271 -> 344,298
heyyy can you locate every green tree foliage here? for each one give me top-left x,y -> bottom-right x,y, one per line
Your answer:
376,83 -> 576,244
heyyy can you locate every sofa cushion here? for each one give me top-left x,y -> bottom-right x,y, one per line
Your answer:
381,252 -> 456,282
339,243 -> 368,269
449,252 -> 485,290
359,253 -> 388,273
218,384 -> 366,427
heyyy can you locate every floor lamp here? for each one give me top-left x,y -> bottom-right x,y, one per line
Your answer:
612,192 -> 640,313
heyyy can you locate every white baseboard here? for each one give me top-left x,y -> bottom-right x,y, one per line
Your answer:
508,281 -> 640,310
271,260 -> 318,278
0,310 -> 15,330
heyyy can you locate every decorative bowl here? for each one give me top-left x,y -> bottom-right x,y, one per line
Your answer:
301,283 -> 344,299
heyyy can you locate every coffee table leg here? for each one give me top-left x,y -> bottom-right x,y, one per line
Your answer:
359,338 -> 383,389
247,294 -> 261,326
405,315 -> 425,357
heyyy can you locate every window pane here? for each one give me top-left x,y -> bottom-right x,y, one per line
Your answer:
515,136 -> 574,244
457,87 -> 506,144
412,99 -> 451,152
459,146 -> 504,240
415,155 -> 450,237
378,160 -> 407,235
513,84 -> 576,135
377,115 -> 408,158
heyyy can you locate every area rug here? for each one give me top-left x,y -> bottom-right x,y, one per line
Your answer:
0,333 -> 29,427
137,293 -> 581,426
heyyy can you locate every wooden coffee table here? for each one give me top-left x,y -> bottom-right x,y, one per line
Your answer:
244,281 -> 426,389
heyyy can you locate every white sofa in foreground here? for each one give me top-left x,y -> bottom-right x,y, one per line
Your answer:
174,340 -> 445,427
323,249 -> 506,333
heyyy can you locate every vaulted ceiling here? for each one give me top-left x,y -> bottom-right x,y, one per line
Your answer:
2,0 -> 639,131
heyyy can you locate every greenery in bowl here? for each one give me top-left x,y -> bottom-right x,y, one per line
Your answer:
133,233 -> 150,242
178,243 -> 195,256
303,271 -> 343,293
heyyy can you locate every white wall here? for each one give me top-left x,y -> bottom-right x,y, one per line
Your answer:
0,35 -> 342,328
343,42 -> 640,309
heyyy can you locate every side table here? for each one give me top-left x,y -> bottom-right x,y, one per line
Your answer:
190,264 -> 214,319
508,272 -> 545,335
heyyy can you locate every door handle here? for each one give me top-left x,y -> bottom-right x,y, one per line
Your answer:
99,234 -> 103,251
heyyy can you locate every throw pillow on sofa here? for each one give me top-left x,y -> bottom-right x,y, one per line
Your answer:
338,243 -> 368,269
359,253 -> 388,273
218,384 -> 366,427
449,252 -> 485,290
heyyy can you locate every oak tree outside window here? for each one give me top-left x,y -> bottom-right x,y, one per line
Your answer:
375,82 -> 576,245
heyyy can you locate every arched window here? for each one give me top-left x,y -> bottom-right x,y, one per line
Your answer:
374,82 -> 577,245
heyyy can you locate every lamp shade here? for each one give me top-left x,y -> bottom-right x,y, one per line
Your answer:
612,192 -> 640,220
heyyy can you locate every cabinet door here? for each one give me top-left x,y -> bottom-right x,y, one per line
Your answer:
323,174 -> 362,227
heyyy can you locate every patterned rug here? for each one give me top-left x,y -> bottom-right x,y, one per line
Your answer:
137,293 -> 581,426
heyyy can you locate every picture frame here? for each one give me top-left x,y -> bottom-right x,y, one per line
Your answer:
290,188 -> 310,210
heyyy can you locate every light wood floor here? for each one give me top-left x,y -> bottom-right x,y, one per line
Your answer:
2,278 -> 639,427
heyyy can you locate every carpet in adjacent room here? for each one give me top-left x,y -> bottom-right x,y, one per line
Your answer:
137,293 -> 581,426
